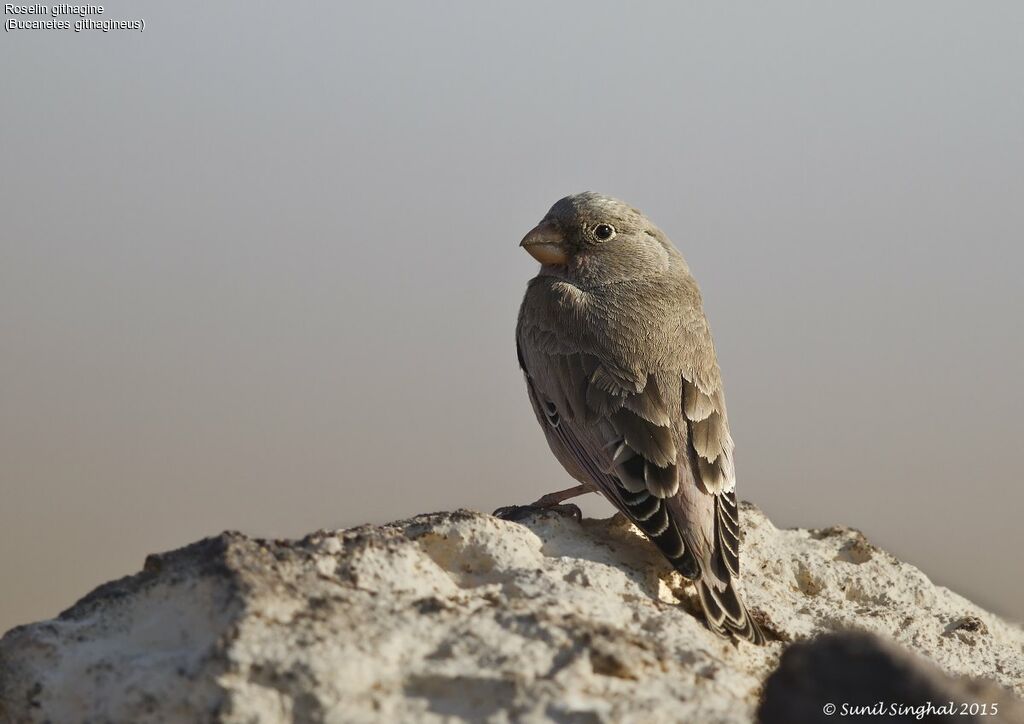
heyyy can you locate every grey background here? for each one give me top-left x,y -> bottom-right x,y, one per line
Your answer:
2,1 -> 1022,634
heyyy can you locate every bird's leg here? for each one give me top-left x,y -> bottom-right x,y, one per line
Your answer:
494,483 -> 596,522
530,483 -> 595,508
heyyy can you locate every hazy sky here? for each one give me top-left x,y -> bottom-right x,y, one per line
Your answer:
2,1 -> 1022,634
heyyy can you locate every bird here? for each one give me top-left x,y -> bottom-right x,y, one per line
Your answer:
510,192 -> 764,645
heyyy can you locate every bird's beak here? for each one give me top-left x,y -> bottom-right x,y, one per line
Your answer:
520,220 -> 569,265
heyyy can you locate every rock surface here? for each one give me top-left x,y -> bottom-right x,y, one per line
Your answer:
1,504 -> 1022,723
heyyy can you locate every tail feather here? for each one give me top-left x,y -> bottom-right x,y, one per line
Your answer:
617,486 -> 701,580
620,486 -> 764,644
697,576 -> 765,645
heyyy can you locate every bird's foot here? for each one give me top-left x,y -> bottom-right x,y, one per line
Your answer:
492,503 -> 582,522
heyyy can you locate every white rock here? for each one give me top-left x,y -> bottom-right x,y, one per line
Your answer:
0,505 -> 1021,723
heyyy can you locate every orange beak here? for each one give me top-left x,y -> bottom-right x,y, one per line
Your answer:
520,220 -> 569,265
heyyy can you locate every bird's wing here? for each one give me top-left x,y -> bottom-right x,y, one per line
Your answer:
517,336 -> 703,580
673,299 -> 761,640
680,352 -> 739,569
664,276 -> 736,493
518,302 -> 763,644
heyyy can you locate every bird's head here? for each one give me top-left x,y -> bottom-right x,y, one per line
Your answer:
520,192 -> 675,286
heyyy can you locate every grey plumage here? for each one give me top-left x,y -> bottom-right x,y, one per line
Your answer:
515,192 -> 764,644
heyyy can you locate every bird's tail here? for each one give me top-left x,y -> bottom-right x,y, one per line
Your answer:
696,574 -> 765,645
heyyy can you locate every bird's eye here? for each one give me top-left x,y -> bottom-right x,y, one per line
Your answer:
593,224 -> 615,241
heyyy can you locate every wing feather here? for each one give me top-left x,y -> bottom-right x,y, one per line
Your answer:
517,274 -> 762,644
518,345 -> 700,578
